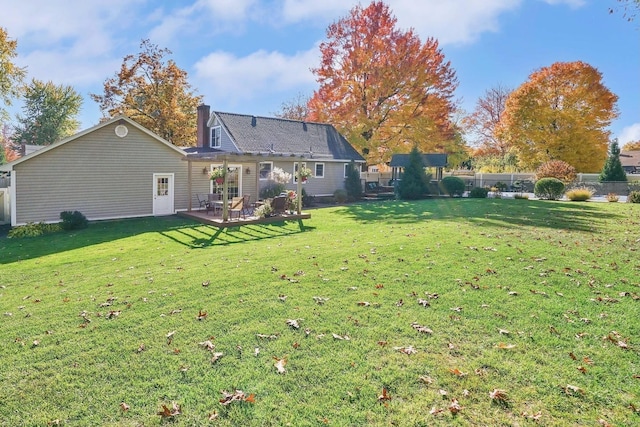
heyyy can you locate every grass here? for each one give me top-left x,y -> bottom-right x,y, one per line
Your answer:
1,199 -> 639,426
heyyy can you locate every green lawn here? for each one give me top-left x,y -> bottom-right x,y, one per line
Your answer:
1,199 -> 639,426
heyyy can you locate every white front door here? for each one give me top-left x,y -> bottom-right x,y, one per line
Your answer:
153,173 -> 174,216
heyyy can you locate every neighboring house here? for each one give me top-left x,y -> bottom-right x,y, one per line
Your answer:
0,116 -> 198,226
183,105 -> 366,204
389,153 -> 448,181
0,108 -> 365,227
620,151 -> 640,174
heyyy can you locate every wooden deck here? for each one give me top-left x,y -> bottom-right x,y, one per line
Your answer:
178,210 -> 311,228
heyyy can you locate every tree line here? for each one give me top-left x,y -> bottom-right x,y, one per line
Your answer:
2,1 -> 639,173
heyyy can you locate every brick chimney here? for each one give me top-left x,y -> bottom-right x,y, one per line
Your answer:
197,104 -> 210,148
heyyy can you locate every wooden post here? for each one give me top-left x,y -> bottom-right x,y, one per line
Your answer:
187,160 -> 193,211
222,159 -> 229,221
296,167 -> 302,215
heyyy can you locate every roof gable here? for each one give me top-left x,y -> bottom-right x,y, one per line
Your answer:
0,115 -> 184,171
211,112 -> 365,162
620,151 -> 640,168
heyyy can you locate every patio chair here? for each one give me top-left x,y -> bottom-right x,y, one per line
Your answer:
207,193 -> 221,215
229,196 -> 245,219
196,193 -> 209,210
271,196 -> 287,215
240,194 -> 253,217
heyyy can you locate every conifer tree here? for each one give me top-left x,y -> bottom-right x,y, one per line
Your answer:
599,139 -> 627,182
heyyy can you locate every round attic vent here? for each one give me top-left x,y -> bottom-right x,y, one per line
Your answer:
115,124 -> 128,138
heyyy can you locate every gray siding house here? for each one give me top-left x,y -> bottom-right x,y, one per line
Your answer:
183,105 -> 366,204
1,108 -> 365,226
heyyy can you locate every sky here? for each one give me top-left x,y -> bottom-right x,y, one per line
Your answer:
3,0 -> 639,145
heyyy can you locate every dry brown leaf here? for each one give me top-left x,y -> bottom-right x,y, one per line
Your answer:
577,366 -> 587,374
521,411 -> 542,421
394,345 -> 416,355
199,340 -> 215,351
332,333 -> 350,340
429,406 -> 445,415
157,402 -> 181,418
120,402 -> 130,412
417,299 -> 431,307
357,301 -> 371,307
489,389 -> 509,403
256,333 -> 278,340
196,310 -> 207,321
219,390 -> 255,405
563,384 -> 585,395
448,399 -> 463,414
569,352 -> 577,360
278,294 -> 287,302
208,411 -> 219,420
419,375 -> 434,384
598,418 -> 612,427
448,368 -> 467,377
411,322 -> 433,334
211,352 -> 224,364
286,319 -> 300,329
495,342 -> 516,349
274,357 -> 287,374
583,356 -> 594,365
377,387 -> 391,402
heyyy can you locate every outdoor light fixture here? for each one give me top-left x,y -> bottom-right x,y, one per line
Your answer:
245,167 -> 251,175
203,167 -> 208,175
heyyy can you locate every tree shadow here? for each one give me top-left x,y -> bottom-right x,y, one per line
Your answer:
337,198 -> 622,233
0,216 -> 314,264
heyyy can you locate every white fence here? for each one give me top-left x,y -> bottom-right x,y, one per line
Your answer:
0,188 -> 9,225
444,172 -> 640,195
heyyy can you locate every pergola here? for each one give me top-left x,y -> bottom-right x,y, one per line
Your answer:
183,152 -> 308,222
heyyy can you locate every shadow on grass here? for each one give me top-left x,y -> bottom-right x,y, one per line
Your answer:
0,216 -> 313,264
337,198 -> 622,232
159,218 -> 314,248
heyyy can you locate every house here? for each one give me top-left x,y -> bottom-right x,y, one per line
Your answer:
183,105 -> 366,205
0,116 -> 197,226
0,107 -> 365,227
389,153 -> 448,181
620,151 -> 640,174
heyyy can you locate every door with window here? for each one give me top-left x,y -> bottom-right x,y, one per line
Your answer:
153,173 -> 174,215
210,165 -> 241,199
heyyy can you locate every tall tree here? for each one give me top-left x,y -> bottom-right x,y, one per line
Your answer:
274,93 -> 311,121
397,145 -> 429,200
11,79 -> 82,146
307,1 -> 458,165
621,140 -> 640,151
0,27 -> 27,121
498,61 -> 618,172
599,139 -> 627,182
91,39 -> 202,146
464,84 -> 511,156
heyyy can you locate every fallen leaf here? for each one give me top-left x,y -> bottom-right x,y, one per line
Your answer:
211,352 -> 224,364
429,406 -> 445,415
394,345 -> 416,355
417,299 -> 431,307
495,342 -> 516,349
120,402 -> 130,412
569,352 -> 577,360
357,301 -> 371,307
498,329 -> 510,335
208,411 -> 218,420
157,402 -> 181,418
274,357 -> 287,374
489,389 -> 509,403
220,390 -> 254,405
278,294 -> 287,302
562,384 -> 585,395
286,319 -> 300,329
521,411 -> 542,421
199,340 -> 215,351
448,399 -> 463,414
448,368 -> 467,377
196,310 -> 207,321
377,387 -> 391,402
411,322 -> 433,334
419,375 -> 434,384
256,333 -> 278,340
332,333 -> 350,340
313,296 -> 329,305
598,418 -> 612,427
577,366 -> 587,374
137,343 -> 145,353
583,356 -> 594,365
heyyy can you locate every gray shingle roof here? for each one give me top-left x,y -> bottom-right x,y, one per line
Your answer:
389,153 -> 448,168
214,112 -> 365,162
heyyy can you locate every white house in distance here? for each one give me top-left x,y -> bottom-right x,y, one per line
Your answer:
0,107 -> 365,226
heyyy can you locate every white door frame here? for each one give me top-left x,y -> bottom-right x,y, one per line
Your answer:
153,173 -> 175,216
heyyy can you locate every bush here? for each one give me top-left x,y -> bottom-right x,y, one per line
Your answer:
8,222 -> 61,238
439,176 -> 465,197
494,181 -> 508,192
565,187 -> 594,201
60,210 -> 88,230
606,193 -> 619,202
514,193 -> 529,200
260,182 -> 285,199
534,160 -> 576,183
333,189 -> 348,203
344,160 -> 363,201
469,187 -> 488,198
627,191 -> 640,204
534,178 -> 565,200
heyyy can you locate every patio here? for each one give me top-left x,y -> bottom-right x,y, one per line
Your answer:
178,209 -> 311,228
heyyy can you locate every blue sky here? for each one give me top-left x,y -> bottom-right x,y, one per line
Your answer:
3,0 -> 639,145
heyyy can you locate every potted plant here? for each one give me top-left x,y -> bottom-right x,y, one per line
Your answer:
298,166 -> 312,182
209,167 -> 226,185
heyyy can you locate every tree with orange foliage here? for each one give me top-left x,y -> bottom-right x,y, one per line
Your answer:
307,1 -> 458,165
464,85 -> 512,157
498,61 -> 618,173
91,40 -> 202,146
622,140 -> 640,151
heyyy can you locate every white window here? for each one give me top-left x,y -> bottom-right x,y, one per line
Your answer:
210,126 -> 221,148
294,162 -> 307,183
344,163 -> 350,178
259,162 -> 272,180
314,163 -> 325,178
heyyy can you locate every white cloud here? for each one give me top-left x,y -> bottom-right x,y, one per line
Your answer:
199,0 -> 259,21
193,47 -> 318,102
541,0 -> 585,8
618,123 -> 640,145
